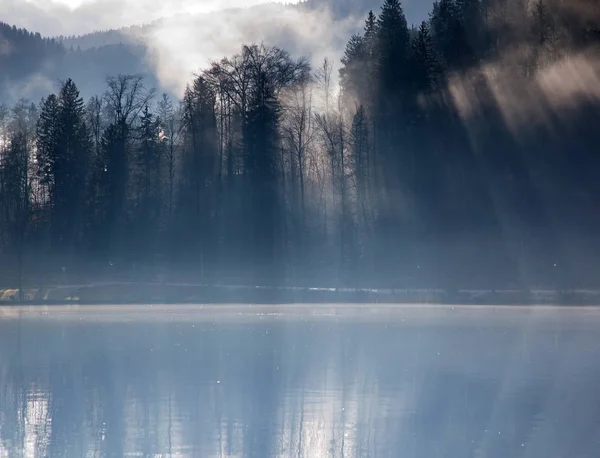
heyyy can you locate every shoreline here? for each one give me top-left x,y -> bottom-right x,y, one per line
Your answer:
3,303 -> 600,326
2,283 -> 600,306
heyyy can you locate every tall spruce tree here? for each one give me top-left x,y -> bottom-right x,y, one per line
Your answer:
410,21 -> 443,93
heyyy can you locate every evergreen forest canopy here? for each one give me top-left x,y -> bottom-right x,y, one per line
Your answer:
0,21 -> 157,105
1,0 -> 600,290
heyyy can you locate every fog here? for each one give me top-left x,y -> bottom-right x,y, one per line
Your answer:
143,4 -> 361,95
1,0 -> 303,36
449,49 -> 600,136
3,0 -> 434,37
1,0 -> 436,102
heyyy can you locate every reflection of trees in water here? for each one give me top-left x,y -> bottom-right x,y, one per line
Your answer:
0,320 -> 374,457
0,319 -> 599,457
0,383 -> 52,457
0,321 -> 52,457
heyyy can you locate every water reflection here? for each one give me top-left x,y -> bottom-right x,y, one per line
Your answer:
0,307 -> 599,457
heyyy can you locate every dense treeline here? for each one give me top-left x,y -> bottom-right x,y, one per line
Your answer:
2,0 -> 600,289
0,22 -> 156,104
0,22 -> 64,85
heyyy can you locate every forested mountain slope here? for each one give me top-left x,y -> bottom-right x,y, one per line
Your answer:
1,0 -> 436,103
58,0 -> 435,50
0,22 -> 156,104
0,23 -> 65,101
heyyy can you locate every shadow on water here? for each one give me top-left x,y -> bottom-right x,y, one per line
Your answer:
0,307 -> 599,457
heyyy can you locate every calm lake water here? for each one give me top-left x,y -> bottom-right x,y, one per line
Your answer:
0,305 -> 599,457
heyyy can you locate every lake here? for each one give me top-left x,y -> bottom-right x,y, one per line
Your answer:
0,304 -> 599,457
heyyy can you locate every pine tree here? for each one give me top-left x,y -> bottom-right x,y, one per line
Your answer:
364,10 -> 378,55
36,80 -> 90,248
340,34 -> 366,100
376,0 -> 410,89
410,21 -> 443,92
179,76 -> 218,270
56,79 -> 90,246
430,0 -> 462,69
372,0 -> 411,220
36,94 -> 60,193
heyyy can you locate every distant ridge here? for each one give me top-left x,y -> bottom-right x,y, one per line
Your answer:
1,0 -> 434,103
56,0 -> 435,51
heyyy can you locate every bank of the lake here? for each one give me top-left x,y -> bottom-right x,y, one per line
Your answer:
2,283 -> 600,306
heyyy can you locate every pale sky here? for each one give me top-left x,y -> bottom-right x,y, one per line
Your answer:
44,0 -> 89,7
3,0 -> 301,36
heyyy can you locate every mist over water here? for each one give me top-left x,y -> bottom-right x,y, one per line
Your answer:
1,306 -> 599,457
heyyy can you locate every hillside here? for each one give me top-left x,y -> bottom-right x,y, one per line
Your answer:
0,22 -> 65,102
59,0 -> 435,50
1,1 -> 435,103
0,22 -> 155,104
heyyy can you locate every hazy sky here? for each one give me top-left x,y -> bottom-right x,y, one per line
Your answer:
4,0 -> 302,36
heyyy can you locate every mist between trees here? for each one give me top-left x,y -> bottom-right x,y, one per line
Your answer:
1,0 -> 600,290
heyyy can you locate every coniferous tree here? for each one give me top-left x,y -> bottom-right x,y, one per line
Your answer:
179,75 -> 218,272
56,79 -> 90,247
36,94 -> 60,198
376,0 -> 410,89
374,0 -> 411,227
410,21 -> 443,93
430,0 -> 462,69
245,44 -> 308,283
362,10 -> 380,112
363,10 -> 379,57
36,80 -> 90,249
340,34 -> 366,101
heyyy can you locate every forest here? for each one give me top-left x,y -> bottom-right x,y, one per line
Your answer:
1,0 -> 600,290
